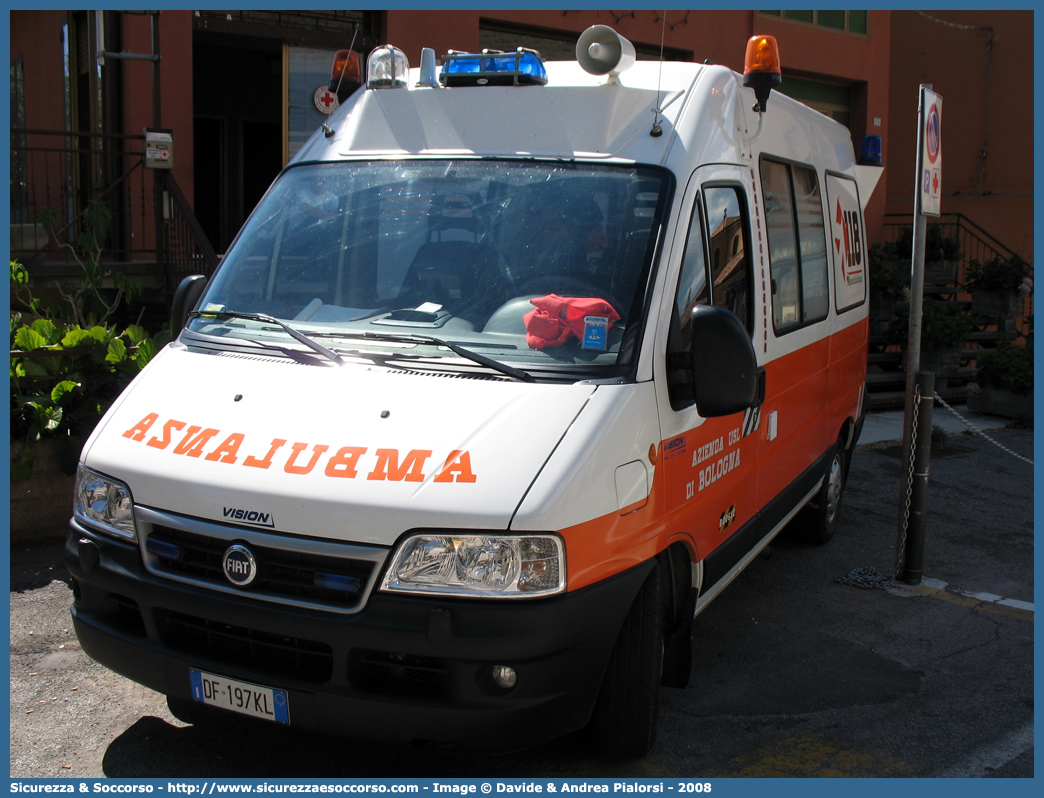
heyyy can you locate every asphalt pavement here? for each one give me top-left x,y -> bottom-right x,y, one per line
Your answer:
8,407 -> 1034,779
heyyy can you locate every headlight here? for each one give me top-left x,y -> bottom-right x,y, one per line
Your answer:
73,465 -> 137,541
381,534 -> 565,598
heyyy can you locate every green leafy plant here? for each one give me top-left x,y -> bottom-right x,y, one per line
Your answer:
963,253 -> 1033,294
888,296 -> 977,353
37,201 -> 143,327
10,249 -> 167,481
10,317 -> 167,481
893,224 -> 961,262
868,240 -> 910,301
10,259 -> 41,316
975,343 -> 1033,395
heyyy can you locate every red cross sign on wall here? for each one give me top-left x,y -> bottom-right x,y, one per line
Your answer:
314,86 -> 339,115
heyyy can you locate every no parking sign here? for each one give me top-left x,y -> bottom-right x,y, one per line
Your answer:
919,88 -> 942,216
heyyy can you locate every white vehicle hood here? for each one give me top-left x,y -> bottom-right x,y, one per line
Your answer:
83,346 -> 595,546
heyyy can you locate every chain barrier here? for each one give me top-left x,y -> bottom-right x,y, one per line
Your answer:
839,386 -> 1033,591
893,384 -> 921,579
836,565 -> 894,590
933,391 -> 1034,465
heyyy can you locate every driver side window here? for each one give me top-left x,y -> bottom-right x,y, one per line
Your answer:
703,186 -> 752,333
668,185 -> 753,409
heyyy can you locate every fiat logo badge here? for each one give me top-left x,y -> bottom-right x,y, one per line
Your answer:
222,544 -> 258,587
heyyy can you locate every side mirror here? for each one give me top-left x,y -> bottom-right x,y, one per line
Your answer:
689,304 -> 762,417
170,274 -> 208,334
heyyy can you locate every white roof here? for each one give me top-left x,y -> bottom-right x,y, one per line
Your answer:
294,57 -> 860,179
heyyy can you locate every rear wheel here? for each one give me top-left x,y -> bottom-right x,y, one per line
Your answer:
588,564 -> 664,758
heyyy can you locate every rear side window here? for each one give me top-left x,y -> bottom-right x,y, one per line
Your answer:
761,159 -> 828,333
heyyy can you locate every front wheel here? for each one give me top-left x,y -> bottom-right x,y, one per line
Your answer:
799,443 -> 847,545
588,564 -> 664,758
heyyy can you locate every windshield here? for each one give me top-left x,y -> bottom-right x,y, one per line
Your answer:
190,160 -> 671,378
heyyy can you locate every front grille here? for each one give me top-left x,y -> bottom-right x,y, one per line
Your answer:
349,649 -> 448,697
155,609 -> 333,684
145,523 -> 380,612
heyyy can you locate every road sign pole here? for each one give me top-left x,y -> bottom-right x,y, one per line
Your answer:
896,84 -> 935,584
901,370 -> 936,585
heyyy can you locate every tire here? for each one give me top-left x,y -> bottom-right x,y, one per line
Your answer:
799,442 -> 847,545
588,564 -> 664,758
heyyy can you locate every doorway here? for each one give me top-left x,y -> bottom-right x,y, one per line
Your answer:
193,31 -> 284,254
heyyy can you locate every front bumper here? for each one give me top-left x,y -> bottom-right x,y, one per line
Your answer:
66,518 -> 652,749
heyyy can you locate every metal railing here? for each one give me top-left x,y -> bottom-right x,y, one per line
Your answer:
10,128 -> 217,297
882,212 -> 1028,282
11,128 -> 153,263
882,212 -> 1033,340
159,171 -> 219,291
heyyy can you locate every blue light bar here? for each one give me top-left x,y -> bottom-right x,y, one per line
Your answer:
440,48 -> 547,87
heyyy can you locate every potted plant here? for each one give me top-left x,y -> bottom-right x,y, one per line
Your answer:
966,342 -> 1033,421
924,224 -> 961,286
894,224 -> 961,286
963,253 -> 1032,327
868,240 -> 909,337
888,296 -> 977,388
10,235 -> 165,485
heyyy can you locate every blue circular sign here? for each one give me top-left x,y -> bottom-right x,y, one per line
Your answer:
926,104 -> 940,164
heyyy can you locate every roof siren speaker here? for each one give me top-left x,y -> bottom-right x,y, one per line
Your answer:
577,25 -> 636,81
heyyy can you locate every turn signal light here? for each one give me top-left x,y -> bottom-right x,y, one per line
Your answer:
743,35 -> 781,75
329,49 -> 363,102
742,35 -> 782,113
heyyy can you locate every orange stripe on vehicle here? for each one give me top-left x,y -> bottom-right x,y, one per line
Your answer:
563,320 -> 866,593
559,468 -> 668,592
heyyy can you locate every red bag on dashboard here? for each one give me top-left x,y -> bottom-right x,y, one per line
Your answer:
523,294 -> 620,349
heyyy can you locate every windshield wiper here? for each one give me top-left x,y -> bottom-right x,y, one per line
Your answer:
331,330 -> 534,383
188,310 -> 345,365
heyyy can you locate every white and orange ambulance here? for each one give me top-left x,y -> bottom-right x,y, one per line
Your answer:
67,28 -> 881,756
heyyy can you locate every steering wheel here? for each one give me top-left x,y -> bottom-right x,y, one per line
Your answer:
517,277 -> 625,320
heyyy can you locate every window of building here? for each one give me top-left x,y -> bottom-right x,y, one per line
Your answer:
776,75 -> 853,128
760,159 -> 828,333
479,21 -> 692,62
758,11 -> 867,36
